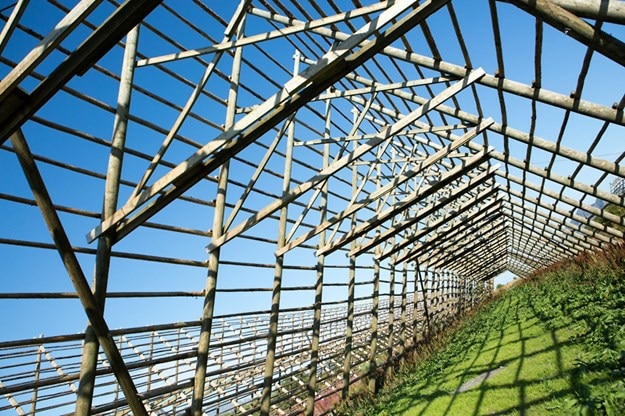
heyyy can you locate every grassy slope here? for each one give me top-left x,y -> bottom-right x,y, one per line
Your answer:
345,247 -> 625,416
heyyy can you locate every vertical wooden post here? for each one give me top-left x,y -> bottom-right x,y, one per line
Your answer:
306,84 -> 329,416
417,265 -> 431,339
75,25 -> 139,416
31,338 -> 42,415
147,332 -> 154,392
412,265 -> 419,347
191,16 -> 245,416
260,49 -> 300,416
386,265 -> 395,377
341,131 -> 358,400
399,263 -> 408,360
368,163 -> 382,394
173,328 -> 181,415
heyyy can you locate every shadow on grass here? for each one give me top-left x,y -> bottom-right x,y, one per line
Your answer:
384,292 -> 600,416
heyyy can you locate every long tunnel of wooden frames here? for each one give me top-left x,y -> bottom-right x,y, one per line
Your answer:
0,0 -> 624,415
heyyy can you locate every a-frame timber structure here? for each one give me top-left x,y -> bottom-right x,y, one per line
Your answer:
1,0 -> 624,414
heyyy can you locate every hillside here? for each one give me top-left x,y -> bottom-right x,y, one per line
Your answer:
343,245 -> 625,416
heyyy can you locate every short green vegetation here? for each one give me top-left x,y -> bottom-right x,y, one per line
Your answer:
342,245 -> 625,416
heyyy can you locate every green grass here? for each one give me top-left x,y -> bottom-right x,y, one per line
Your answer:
342,245 -> 625,416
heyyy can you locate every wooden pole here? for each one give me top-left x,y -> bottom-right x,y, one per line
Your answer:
191,13 -> 245,416
507,0 -> 625,66
0,0 -> 30,56
368,161 -> 383,394
305,88 -> 330,416
341,139 -> 358,400
9,129 -> 148,415
75,24 -> 139,416
259,48 -> 300,416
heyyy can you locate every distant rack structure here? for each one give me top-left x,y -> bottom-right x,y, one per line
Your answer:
0,0 -> 624,415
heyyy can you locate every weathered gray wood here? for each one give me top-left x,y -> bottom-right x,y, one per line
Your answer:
543,0 -> 625,23
0,0 -> 101,104
253,7 -> 625,126
259,48 -> 299,416
273,74 -> 487,256
136,1 -> 391,66
341,71 -> 625,178
192,13 -> 246,415
130,0 -> 251,198
75,25 -> 140,416
365,175 -> 500,261
382,186 -> 503,263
